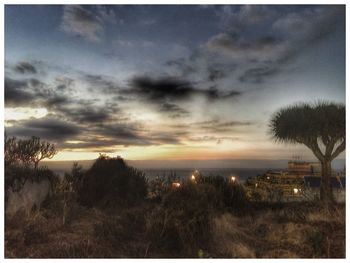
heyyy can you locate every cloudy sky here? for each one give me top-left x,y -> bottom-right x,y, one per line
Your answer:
5,5 -> 345,162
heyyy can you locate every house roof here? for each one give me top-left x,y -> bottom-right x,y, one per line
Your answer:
304,176 -> 345,189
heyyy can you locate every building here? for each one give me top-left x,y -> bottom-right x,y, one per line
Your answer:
245,161 -> 345,203
304,176 -> 345,203
288,161 -> 321,176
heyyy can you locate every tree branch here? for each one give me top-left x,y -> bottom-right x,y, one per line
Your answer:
302,138 -> 324,161
331,139 -> 345,160
325,138 -> 337,158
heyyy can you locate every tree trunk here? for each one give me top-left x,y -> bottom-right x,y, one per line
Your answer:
34,161 -> 39,169
320,159 -> 333,207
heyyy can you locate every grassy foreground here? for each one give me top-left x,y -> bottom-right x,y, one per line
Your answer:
5,199 -> 345,258
5,157 -> 345,258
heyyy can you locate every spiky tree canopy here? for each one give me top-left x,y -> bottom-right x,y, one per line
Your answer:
270,102 -> 345,161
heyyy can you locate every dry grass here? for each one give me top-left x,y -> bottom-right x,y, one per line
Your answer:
209,203 -> 345,258
5,200 -> 345,258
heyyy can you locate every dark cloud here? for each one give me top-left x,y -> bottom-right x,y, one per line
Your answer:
6,117 -> 81,142
194,119 -> 252,132
60,139 -> 119,151
208,67 -> 226,82
55,77 -> 75,93
204,6 -> 344,83
127,75 -> 241,102
60,106 -> 113,124
129,76 -> 195,101
83,73 -> 119,93
90,122 -> 183,147
159,102 -> 189,118
46,94 -> 70,107
239,66 -> 279,83
147,133 -> 182,145
5,75 -> 74,108
5,77 -> 35,106
14,62 -> 37,74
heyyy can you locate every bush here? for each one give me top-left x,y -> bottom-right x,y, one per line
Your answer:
199,175 -> 249,212
148,174 -> 181,201
146,183 -> 221,257
93,207 -> 147,257
78,155 -> 148,207
5,164 -> 56,192
306,229 -> 327,257
64,162 -> 85,193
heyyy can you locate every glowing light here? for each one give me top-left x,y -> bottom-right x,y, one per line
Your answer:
255,183 -> 258,188
191,175 -> 196,180
231,176 -> 236,182
293,188 -> 299,194
267,176 -> 270,180
172,182 -> 181,188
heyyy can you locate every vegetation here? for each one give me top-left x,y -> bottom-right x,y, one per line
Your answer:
77,155 -> 148,207
5,135 -> 57,169
4,137 -> 345,258
270,102 -> 345,206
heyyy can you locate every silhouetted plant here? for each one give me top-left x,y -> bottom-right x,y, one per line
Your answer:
25,136 -> 57,169
270,102 -> 345,207
78,155 -> 147,207
64,162 -> 85,193
4,136 -> 57,169
5,135 -> 19,167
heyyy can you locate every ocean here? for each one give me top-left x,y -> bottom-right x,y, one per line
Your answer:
53,167 -> 269,183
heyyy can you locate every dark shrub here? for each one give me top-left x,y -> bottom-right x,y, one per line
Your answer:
5,164 -> 56,192
64,162 -> 85,193
199,175 -> 249,212
146,183 -> 221,257
78,155 -> 147,207
148,173 -> 182,201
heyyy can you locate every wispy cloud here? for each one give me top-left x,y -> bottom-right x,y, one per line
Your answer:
60,5 -> 119,42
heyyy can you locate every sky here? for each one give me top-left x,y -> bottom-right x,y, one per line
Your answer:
4,5 -> 346,163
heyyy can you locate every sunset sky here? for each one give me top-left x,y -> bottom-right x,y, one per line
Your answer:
5,5 -> 345,162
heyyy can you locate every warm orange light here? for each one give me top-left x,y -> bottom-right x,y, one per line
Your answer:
172,182 -> 181,188
191,175 -> 196,180
231,176 -> 236,182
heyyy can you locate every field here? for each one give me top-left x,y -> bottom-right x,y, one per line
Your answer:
5,193 -> 345,258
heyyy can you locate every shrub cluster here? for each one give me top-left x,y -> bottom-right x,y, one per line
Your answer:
78,155 -> 148,207
199,175 -> 249,212
5,164 -> 56,192
146,183 -> 221,257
